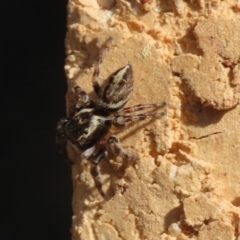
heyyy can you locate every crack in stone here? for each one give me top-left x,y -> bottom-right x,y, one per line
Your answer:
189,131 -> 223,140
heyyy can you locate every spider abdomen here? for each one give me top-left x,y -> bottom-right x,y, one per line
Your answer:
97,64 -> 134,111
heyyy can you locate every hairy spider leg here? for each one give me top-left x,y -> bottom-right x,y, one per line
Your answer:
68,87 -> 92,117
56,118 -> 71,162
74,86 -> 91,109
113,112 -> 165,125
108,135 -> 138,162
93,37 -> 113,94
115,101 -> 167,116
90,164 -> 105,198
83,143 -> 108,198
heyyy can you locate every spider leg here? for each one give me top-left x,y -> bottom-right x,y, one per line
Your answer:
116,101 -> 167,116
74,86 -> 91,110
93,37 -> 113,95
56,118 -> 72,162
108,135 -> 138,162
82,144 -> 108,198
68,87 -> 91,117
90,164 -> 105,198
113,112 -> 165,126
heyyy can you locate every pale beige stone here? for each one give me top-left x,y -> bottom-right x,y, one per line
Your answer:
65,0 -> 240,239
171,18 -> 240,110
198,220 -> 235,240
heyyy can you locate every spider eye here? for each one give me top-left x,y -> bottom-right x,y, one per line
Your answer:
84,129 -> 88,134
79,118 -> 87,124
75,104 -> 81,111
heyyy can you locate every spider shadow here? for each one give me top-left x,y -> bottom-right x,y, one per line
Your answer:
74,116 -> 166,202
66,38 -> 107,97
101,116 -> 166,199
70,37 -> 115,82
116,115 -> 165,142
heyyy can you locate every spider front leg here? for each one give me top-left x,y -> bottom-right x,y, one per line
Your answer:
93,37 -> 113,95
74,86 -> 91,110
108,135 -> 138,162
56,118 -> 71,161
68,86 -> 92,117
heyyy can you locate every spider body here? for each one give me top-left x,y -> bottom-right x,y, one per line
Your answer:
64,108 -> 111,150
56,38 -> 166,198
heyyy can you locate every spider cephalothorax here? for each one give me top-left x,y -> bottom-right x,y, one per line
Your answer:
56,37 -> 166,198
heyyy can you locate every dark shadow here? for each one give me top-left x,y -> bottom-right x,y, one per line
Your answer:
179,80 -> 233,127
176,25 -> 203,56
232,196 -> 240,207
182,102 -> 228,127
164,205 -> 183,232
164,204 -> 198,237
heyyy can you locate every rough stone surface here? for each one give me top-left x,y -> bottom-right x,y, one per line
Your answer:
64,0 -> 240,239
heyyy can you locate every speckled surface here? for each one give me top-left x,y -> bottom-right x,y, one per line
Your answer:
65,0 -> 240,239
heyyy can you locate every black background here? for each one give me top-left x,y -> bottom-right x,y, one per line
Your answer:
2,1 -> 72,239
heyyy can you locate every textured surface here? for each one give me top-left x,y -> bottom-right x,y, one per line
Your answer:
65,0 -> 240,239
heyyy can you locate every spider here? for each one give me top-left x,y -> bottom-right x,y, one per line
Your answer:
56,37 -> 166,198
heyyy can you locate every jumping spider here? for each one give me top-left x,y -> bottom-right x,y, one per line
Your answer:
56,37 -> 166,198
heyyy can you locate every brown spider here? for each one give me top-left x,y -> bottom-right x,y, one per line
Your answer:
56,37 -> 166,198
